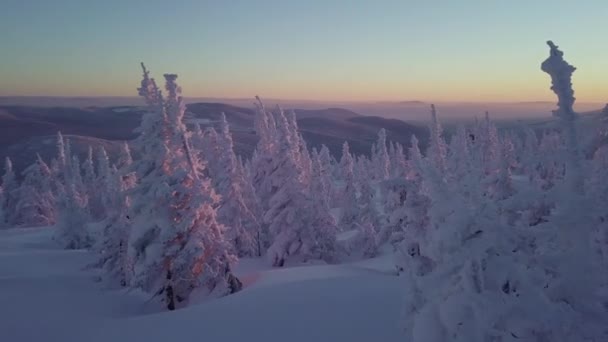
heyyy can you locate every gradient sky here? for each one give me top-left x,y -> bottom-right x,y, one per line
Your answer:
0,0 -> 606,102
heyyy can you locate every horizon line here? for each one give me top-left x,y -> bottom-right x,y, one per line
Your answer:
1,95 -> 605,106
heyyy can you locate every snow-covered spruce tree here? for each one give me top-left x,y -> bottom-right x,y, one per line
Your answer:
82,146 -> 103,219
221,169 -> 263,258
251,96 -> 278,213
51,138 -> 92,248
95,146 -> 113,214
54,132 -> 68,174
338,141 -> 359,230
355,174 -> 381,257
427,104 -> 448,178
15,155 -> 56,227
263,106 -> 338,266
305,160 -> 341,262
396,136 -> 430,264
318,144 -> 335,182
116,141 -> 136,190
0,157 -> 19,228
390,142 -> 408,178
372,128 -> 390,181
485,136 -> 515,201
588,145 -> 608,263
520,127 -> 540,177
215,112 -> 262,257
446,125 -> 472,184
70,154 -> 89,210
95,143 -> 136,287
541,41 -> 584,193
534,41 -> 607,338
54,176 -> 92,249
481,112 -> 501,175
380,136 -> 426,256
311,148 -> 331,211
95,164 -> 133,287
298,133 -> 313,187
128,65 -> 240,310
394,135 -> 430,269
201,127 -> 222,179
318,145 -> 340,207
534,130 -> 566,191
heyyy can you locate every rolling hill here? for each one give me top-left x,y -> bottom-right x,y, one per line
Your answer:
0,103 -> 429,175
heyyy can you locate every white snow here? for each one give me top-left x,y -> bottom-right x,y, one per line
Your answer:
0,227 -> 405,342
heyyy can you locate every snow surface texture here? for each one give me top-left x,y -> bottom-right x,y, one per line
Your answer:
0,227 -> 405,342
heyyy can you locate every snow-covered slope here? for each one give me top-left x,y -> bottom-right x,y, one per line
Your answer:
0,227 -> 405,342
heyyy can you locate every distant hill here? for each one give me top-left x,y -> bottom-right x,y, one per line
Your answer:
0,103 -> 428,175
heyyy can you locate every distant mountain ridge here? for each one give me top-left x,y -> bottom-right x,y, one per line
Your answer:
0,102 -> 428,176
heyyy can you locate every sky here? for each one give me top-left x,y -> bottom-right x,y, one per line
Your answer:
0,0 -> 606,103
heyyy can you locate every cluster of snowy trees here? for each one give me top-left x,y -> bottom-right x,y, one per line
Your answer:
0,42 -> 606,333
397,41 -> 608,341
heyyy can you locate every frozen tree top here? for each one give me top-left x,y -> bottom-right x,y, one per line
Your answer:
541,41 -> 577,119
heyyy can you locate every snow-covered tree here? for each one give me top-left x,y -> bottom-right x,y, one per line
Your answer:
82,146 -> 104,219
15,155 -> 56,227
390,142 -> 408,178
427,104 -> 448,177
372,128 -> 390,180
214,112 -> 263,257
116,141 -> 136,190
298,133 -> 313,186
263,107 -> 329,265
339,142 -> 359,230
0,157 -> 19,227
403,130 -> 567,341
311,148 -> 331,211
535,42 -> 607,337
251,97 -> 278,212
128,65 -> 240,310
70,154 -> 89,210
95,164 -> 133,287
54,180 -> 92,249
541,40 -> 583,192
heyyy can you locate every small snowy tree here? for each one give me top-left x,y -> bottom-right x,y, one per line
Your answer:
0,157 -> 19,227
54,180 -> 92,249
15,155 -> 56,227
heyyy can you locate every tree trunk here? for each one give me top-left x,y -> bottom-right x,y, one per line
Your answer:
166,269 -> 176,311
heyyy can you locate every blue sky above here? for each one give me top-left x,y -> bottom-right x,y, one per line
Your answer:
0,0 -> 606,102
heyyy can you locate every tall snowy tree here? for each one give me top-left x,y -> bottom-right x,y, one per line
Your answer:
127,65 -> 240,310
251,96 -> 278,212
536,41 -> 607,337
95,164 -> 133,287
339,142 -> 359,230
263,107 -> 328,265
82,146 -> 103,219
427,104 -> 448,177
0,157 -> 19,227
372,128 -> 390,181
214,112 -> 263,257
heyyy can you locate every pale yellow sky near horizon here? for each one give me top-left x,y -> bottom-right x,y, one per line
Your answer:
1,1 -> 607,104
